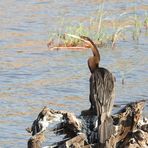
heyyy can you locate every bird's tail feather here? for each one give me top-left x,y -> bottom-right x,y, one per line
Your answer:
98,115 -> 113,144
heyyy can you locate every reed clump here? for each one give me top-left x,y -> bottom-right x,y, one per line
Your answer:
48,4 -> 148,49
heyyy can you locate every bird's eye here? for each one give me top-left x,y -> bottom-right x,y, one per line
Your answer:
84,44 -> 90,48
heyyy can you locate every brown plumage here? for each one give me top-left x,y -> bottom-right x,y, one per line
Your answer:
79,36 -> 100,73
66,34 -> 115,144
76,35 -> 115,144
66,34 -> 100,73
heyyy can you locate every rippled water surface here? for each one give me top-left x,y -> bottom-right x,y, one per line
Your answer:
0,0 -> 148,147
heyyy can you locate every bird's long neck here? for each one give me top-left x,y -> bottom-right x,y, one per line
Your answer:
88,39 -> 100,60
87,38 -> 101,73
91,42 -> 100,62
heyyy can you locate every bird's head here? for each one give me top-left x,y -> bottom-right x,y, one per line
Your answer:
79,36 -> 96,49
66,34 -> 93,48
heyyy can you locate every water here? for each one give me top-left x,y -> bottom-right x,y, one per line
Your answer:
0,0 -> 148,147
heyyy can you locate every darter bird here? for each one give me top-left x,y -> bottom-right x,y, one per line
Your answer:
66,34 -> 115,146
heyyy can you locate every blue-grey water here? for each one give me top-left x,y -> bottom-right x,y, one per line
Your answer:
0,0 -> 147,147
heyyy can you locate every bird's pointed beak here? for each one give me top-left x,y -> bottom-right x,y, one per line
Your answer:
65,34 -> 90,45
